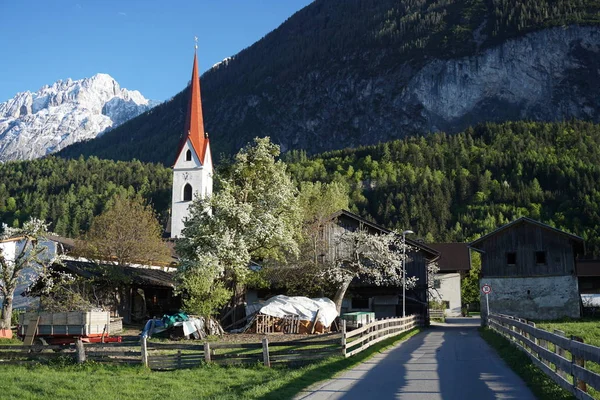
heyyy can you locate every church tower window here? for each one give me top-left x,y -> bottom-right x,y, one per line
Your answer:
183,184 -> 193,202
186,149 -> 192,161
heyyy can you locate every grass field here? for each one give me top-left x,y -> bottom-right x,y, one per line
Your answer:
535,318 -> 600,347
0,328 -> 422,400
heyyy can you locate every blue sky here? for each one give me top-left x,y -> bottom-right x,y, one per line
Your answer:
0,0 -> 313,102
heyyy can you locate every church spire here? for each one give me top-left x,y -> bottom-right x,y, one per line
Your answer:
177,42 -> 208,164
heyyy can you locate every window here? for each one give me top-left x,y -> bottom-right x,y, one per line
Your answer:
185,149 -> 192,161
442,301 -> 450,309
434,279 -> 441,289
183,184 -> 193,202
535,251 -> 547,265
506,252 -> 517,265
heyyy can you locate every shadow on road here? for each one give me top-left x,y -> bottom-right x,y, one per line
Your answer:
330,318 -> 532,399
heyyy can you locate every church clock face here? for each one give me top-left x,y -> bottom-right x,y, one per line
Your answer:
183,172 -> 190,181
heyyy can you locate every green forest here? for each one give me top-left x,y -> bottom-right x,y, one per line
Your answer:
0,156 -> 172,238
3,120 -> 600,255
285,120 -> 600,255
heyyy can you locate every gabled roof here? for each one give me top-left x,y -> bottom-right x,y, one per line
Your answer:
174,51 -> 209,166
60,259 -> 176,288
470,217 -> 584,251
328,209 -> 440,260
0,236 -> 25,244
428,243 -> 470,271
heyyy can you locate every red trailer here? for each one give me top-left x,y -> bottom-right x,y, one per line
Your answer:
18,311 -> 122,346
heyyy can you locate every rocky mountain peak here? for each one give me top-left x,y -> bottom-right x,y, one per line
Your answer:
0,74 -> 155,161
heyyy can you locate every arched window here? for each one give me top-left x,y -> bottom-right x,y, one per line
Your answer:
185,149 -> 192,161
183,184 -> 193,202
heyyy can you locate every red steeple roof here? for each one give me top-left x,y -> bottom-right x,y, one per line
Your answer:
175,51 -> 209,165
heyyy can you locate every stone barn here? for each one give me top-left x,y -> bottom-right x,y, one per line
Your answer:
470,217 -> 584,320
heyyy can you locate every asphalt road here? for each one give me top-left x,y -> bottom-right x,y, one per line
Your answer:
295,318 -> 537,400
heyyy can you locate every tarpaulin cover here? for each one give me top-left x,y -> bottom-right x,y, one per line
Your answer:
258,295 -> 338,327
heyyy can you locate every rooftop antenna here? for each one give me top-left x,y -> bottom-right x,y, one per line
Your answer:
194,36 -> 198,51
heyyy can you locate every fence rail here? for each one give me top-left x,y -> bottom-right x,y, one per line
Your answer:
488,313 -> 600,400
429,309 -> 445,319
0,315 -> 422,370
342,315 -> 420,358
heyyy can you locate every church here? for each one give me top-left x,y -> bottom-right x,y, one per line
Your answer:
170,48 -> 213,238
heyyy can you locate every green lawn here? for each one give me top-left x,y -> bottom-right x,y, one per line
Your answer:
0,328 -> 422,400
535,319 -> 600,347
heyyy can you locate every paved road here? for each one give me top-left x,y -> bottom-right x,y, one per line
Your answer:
295,318 -> 536,400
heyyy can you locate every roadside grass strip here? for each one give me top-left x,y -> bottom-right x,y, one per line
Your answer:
480,327 -> 575,400
0,327 -> 421,400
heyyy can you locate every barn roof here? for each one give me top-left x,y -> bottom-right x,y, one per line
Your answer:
470,217 -> 584,252
60,259 -> 176,288
328,210 -> 440,260
428,243 -> 471,271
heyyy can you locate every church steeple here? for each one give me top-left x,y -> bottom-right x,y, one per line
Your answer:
170,43 -> 214,238
175,47 -> 209,165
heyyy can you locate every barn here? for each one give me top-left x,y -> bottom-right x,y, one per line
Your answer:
470,217 -> 584,320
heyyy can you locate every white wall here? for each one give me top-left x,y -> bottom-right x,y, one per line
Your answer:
0,241 -> 17,263
431,272 -> 462,316
171,139 -> 213,238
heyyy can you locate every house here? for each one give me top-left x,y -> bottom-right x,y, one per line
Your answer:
323,210 -> 439,321
0,234 -> 70,310
428,243 -> 471,317
470,217 -> 584,320
575,259 -> 600,312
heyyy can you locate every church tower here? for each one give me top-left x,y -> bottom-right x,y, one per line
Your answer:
171,48 -> 213,238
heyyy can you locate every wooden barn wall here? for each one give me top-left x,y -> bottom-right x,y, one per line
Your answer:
480,224 -> 576,278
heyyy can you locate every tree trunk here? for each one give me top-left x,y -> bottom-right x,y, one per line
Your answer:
333,278 -> 353,315
0,288 -> 15,330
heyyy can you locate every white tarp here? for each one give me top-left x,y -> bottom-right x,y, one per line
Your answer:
258,295 -> 338,327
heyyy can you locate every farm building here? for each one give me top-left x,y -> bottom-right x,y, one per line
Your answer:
247,210 -> 440,326
329,211 -> 439,320
30,259 -> 180,324
428,243 -> 471,316
470,217 -> 584,320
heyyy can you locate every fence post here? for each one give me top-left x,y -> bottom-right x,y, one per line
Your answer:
141,336 -> 148,367
262,337 -> 270,367
177,350 -> 182,369
75,338 -> 86,364
539,335 -> 549,366
527,321 -> 537,358
554,330 -> 568,380
572,336 -> 587,393
341,319 -> 347,357
204,342 -> 211,363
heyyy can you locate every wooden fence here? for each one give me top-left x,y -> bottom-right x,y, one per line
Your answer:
0,315 -> 422,369
488,313 -> 600,400
429,309 -> 445,320
342,315 -> 420,357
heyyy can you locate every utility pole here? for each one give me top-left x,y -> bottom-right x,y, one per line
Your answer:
402,230 -> 414,318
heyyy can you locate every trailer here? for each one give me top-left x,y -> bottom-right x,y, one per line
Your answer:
18,311 -> 122,346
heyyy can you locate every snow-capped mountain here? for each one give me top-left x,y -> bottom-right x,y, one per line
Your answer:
0,73 -> 155,161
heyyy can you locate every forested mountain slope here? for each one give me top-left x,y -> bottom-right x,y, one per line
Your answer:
286,120 -> 600,256
0,157 -> 171,237
57,0 -> 600,165
5,120 -> 600,256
